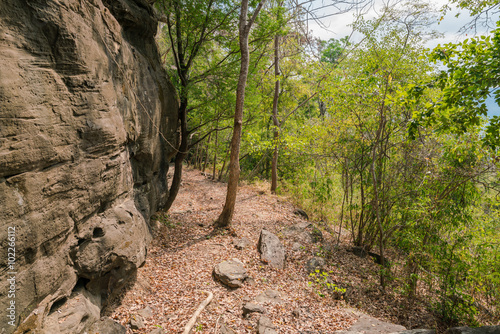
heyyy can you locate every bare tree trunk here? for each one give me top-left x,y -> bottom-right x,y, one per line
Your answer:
271,34 -> 280,193
212,124 -> 218,179
215,0 -> 266,229
218,158 -> 227,181
202,133 -> 211,173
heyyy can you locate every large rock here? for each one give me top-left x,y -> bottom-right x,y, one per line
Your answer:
258,229 -> 285,269
213,259 -> 248,288
0,0 -> 178,333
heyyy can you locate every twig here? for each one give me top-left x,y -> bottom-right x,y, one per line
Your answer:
214,314 -> 222,333
183,290 -> 214,334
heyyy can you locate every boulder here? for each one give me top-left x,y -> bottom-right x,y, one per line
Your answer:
0,0 -> 178,332
213,259 -> 248,288
258,230 -> 285,269
242,302 -> 266,317
258,316 -> 277,334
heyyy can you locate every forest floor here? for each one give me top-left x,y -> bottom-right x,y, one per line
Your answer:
108,167 -> 439,333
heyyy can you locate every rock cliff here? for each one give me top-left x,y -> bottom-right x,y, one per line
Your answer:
0,0 -> 178,332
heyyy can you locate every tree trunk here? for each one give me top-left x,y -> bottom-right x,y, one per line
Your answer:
212,125 -> 218,179
214,0 -> 266,228
271,34 -> 280,193
202,133 -> 211,173
164,99 -> 188,211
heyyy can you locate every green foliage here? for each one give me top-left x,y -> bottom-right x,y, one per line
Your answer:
308,270 -> 346,299
410,20 -> 500,149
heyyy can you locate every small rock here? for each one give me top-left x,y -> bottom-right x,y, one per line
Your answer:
148,328 -> 165,334
129,314 -> 144,330
136,306 -> 153,318
293,208 -> 309,220
242,302 -> 266,317
258,229 -> 285,269
220,324 -> 237,334
255,290 -> 284,304
245,276 -> 256,286
258,316 -> 277,334
292,242 -> 303,251
292,308 -> 301,317
234,237 -> 250,250
213,258 -> 248,288
306,256 -> 326,273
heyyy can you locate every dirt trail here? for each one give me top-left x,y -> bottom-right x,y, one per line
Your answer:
109,168 -> 430,333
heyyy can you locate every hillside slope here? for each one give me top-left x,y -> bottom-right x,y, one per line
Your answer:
109,168 -> 437,333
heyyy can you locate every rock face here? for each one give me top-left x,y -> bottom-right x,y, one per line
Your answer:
0,0 -> 178,333
258,229 -> 285,269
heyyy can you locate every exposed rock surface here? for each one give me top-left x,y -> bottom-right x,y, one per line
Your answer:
347,314 -> 406,334
0,0 -> 178,333
444,326 -> 500,334
258,229 -> 285,269
213,259 -> 248,288
87,317 -> 127,334
394,330 -> 436,334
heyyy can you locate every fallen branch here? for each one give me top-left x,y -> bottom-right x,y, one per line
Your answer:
183,290 -> 214,334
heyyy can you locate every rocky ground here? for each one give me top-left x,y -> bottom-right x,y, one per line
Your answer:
108,167 -> 438,333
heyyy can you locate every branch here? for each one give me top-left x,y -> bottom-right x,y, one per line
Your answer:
183,291 -> 213,334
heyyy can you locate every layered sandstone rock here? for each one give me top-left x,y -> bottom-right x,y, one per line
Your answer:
0,0 -> 178,332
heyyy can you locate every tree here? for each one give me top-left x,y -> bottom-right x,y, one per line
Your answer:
410,1 -> 500,150
215,0 -> 267,228
156,0 -> 238,211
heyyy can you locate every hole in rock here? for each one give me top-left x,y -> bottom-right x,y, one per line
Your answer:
92,227 -> 105,238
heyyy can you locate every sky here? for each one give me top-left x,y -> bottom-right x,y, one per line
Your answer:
304,0 -> 499,116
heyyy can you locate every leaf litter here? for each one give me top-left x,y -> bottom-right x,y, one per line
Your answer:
108,167 -> 438,333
